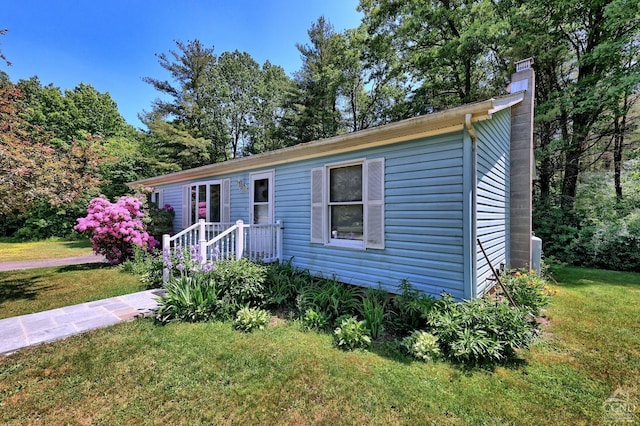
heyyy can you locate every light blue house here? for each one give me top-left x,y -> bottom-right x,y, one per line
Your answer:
133,61 -> 536,299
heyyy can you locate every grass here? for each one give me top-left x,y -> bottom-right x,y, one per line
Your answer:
0,264 -> 146,319
0,238 -> 93,262
0,265 -> 638,424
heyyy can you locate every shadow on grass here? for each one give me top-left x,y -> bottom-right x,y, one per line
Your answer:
551,265 -> 640,288
60,240 -> 92,249
57,263 -> 111,273
367,338 -> 530,373
0,274 -> 55,303
0,263 -> 111,305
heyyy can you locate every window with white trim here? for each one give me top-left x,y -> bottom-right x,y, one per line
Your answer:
149,190 -> 162,208
311,158 -> 385,249
182,179 -> 230,228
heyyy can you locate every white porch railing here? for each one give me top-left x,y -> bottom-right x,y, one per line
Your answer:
162,219 -> 283,265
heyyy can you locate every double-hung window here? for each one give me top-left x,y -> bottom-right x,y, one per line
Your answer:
311,158 -> 384,249
182,179 -> 230,228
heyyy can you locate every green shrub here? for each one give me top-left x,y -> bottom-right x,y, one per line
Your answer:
155,275 -> 223,324
402,330 -> 440,362
234,307 -> 271,332
207,259 -> 267,316
501,269 -> 554,316
427,294 -> 535,365
301,307 -> 328,331
120,246 -> 164,288
588,210 -> 640,272
146,203 -> 175,243
11,200 -> 87,241
389,279 -> 435,334
360,289 -> 387,339
333,316 -> 372,351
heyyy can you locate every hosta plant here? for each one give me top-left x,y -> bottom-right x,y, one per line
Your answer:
402,330 -> 440,362
333,316 -> 372,351
301,307 -> 328,331
234,307 -> 271,332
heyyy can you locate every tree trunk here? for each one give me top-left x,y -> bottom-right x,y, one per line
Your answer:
614,93 -> 628,201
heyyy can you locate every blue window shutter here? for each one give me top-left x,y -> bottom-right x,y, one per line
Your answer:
365,158 -> 385,249
310,167 -> 325,243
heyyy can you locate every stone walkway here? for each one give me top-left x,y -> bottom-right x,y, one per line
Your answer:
0,255 -> 163,356
0,290 -> 163,355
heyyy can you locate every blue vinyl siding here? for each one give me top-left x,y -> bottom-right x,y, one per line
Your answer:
474,110 -> 511,295
154,121 -> 512,299
274,134 -> 466,298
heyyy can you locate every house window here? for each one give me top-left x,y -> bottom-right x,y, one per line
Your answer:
329,164 -> 363,243
311,158 -> 385,249
182,179 -> 230,228
149,190 -> 162,208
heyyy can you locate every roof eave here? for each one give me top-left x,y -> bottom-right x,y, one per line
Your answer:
129,93 -> 524,188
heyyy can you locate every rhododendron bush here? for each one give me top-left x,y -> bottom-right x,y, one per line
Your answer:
75,195 -> 157,264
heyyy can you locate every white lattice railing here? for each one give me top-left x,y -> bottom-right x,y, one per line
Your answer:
162,219 -> 283,265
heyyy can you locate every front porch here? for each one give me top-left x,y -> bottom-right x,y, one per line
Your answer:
162,219 -> 283,265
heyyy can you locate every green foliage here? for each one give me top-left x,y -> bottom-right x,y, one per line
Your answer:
501,270 -> 554,316
588,211 -> 640,272
234,307 -> 271,332
263,259 -> 309,308
427,295 -> 536,366
297,276 -> 363,323
207,259 -> 267,315
10,200 -> 86,241
333,315 -> 372,351
143,39 -> 295,166
145,203 -> 175,243
155,253 -> 268,323
535,163 -> 640,271
402,330 -> 440,362
360,0 -> 506,113
301,307 -> 328,332
155,275 -> 223,324
119,246 -> 164,289
389,279 -> 436,335
359,288 -> 387,339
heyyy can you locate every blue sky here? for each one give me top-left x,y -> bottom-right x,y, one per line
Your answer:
2,0 -> 362,129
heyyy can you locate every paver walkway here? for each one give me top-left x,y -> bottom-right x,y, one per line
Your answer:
0,289 -> 163,355
0,255 -> 162,356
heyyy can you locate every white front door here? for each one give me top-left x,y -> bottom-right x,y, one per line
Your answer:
249,171 -> 274,257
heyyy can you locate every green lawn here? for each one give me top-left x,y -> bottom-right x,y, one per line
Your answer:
0,265 -> 638,425
0,264 -> 146,319
0,238 -> 93,262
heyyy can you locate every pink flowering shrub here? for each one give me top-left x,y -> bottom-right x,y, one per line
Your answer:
75,195 -> 157,265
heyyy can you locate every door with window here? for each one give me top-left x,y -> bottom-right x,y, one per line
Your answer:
182,179 -> 230,232
250,171 -> 274,257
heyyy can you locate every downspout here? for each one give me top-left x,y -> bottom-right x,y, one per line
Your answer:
465,113 -> 478,298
